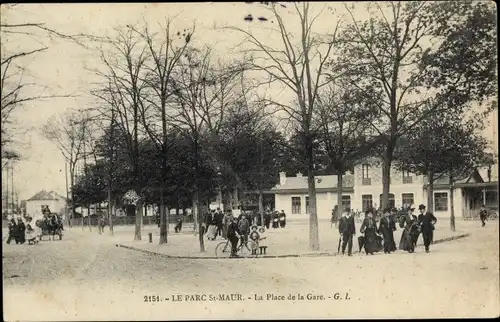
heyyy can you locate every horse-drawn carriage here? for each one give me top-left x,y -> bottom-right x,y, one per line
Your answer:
35,205 -> 64,241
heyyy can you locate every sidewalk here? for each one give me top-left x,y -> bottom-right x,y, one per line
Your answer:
108,219 -> 479,259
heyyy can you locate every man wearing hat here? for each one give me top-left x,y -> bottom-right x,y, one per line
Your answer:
417,204 -> 437,253
338,207 -> 356,256
379,208 -> 397,254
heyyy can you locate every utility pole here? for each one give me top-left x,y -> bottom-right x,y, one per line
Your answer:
65,162 -> 70,227
6,161 -> 9,214
11,162 -> 15,214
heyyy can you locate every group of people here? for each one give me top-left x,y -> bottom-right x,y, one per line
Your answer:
338,204 -> 437,256
6,215 -> 39,245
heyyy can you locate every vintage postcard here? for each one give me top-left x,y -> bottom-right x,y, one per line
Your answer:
2,2 -> 499,320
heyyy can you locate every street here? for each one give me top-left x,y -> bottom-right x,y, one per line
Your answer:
3,222 -> 499,320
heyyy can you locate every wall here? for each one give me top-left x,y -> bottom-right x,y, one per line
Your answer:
275,192 -> 355,219
353,161 -> 427,210
26,200 -> 66,218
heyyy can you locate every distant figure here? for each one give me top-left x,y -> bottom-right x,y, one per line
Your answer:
360,210 -> 379,255
417,204 -> 437,253
378,208 -> 396,254
479,205 -> 488,227
215,208 -> 224,236
279,210 -> 286,228
6,216 -> 18,244
272,211 -> 279,229
338,208 -> 356,256
238,213 -> 250,245
174,217 -> 183,233
222,211 -> 233,239
264,211 -> 271,230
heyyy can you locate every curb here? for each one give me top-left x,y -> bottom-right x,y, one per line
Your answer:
116,233 -> 471,260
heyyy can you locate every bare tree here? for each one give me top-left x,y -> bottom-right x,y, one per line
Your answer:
92,26 -> 150,241
226,2 -> 340,250
130,20 -> 193,244
42,109 -> 91,218
169,46 -> 243,252
1,5 -> 94,154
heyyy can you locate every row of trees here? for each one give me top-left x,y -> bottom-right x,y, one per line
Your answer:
40,1 -> 496,251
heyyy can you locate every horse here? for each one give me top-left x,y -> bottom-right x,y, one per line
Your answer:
36,214 -> 63,241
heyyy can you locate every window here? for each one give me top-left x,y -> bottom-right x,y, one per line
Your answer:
362,164 -> 370,178
434,193 -> 448,211
402,193 -> 414,210
341,196 -> 351,211
362,195 -> 373,212
305,196 -> 310,214
379,193 -> 395,209
291,197 -> 301,214
402,170 -> 413,184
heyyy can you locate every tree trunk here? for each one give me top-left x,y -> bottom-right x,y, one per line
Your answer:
233,186 -> 239,209
159,187 -> 167,244
192,194 -> 198,233
107,186 -> 114,236
305,134 -> 319,251
381,158 -> 391,209
258,190 -> 264,227
227,190 -> 233,211
449,174 -> 455,232
88,206 -> 92,232
337,172 -> 344,221
134,198 -> 143,241
193,189 -> 205,252
427,169 -> 435,212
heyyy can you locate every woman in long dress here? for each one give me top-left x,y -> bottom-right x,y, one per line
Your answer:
399,206 -> 420,253
360,210 -> 379,255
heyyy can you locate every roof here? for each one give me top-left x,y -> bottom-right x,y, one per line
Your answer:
271,174 -> 354,193
27,190 -> 66,201
423,169 -> 485,187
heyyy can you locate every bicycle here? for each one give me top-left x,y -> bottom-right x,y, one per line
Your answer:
215,236 -> 254,258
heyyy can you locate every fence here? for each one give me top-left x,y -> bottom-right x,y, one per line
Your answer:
68,215 -> 195,227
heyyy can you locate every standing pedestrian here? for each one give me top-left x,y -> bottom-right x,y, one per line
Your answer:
417,204 -> 437,253
379,208 -> 396,254
278,210 -> 286,228
222,211 -> 233,238
360,209 -> 379,255
215,208 -> 224,236
338,208 -> 356,256
479,205 -> 488,227
226,216 -> 241,258
264,211 -> 271,230
6,216 -> 18,244
16,216 -> 26,244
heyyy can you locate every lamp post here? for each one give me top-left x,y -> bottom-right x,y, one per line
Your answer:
216,166 -> 222,210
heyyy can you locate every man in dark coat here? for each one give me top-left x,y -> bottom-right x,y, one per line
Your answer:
264,211 -> 271,229
338,208 -> 356,256
417,204 -> 437,253
6,217 -> 18,244
16,217 -> 26,244
379,208 -> 396,254
215,208 -> 224,236
479,205 -> 488,227
279,210 -> 286,228
226,216 -> 241,258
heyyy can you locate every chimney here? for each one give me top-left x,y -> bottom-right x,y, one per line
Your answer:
296,172 -> 303,178
279,172 -> 287,185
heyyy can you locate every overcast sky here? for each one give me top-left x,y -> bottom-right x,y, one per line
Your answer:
1,2 -> 497,201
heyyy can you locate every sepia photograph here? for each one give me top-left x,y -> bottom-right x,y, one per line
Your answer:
2,2 -> 499,320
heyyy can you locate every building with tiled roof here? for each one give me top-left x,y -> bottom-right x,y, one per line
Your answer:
26,190 -> 67,218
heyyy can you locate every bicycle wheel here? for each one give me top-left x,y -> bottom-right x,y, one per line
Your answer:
240,242 -> 253,258
215,241 -> 231,258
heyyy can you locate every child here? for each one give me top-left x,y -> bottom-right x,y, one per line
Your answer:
249,225 -> 260,255
25,217 -> 39,245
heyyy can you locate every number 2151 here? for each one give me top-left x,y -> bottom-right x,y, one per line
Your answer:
144,295 -> 160,302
